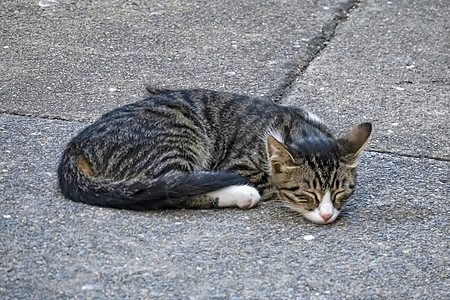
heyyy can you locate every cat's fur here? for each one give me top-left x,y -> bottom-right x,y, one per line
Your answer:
58,89 -> 372,224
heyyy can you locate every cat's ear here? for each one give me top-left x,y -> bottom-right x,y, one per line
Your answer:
336,123 -> 373,167
267,135 -> 295,173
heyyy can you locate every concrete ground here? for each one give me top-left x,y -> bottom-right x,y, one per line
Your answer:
1,0 -> 448,299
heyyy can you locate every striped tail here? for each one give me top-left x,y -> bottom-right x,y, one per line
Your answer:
57,159 -> 249,210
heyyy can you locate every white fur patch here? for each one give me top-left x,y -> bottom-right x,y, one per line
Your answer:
344,157 -> 361,168
319,190 -> 334,216
207,185 -> 261,209
306,110 -> 323,124
304,189 -> 340,224
265,127 -> 284,144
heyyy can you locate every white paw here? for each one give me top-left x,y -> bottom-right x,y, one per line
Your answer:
207,185 -> 261,209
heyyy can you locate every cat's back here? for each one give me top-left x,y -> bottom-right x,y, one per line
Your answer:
70,89 -> 272,146
101,89 -> 282,132
140,88 -> 276,116
72,89 -> 320,154
94,89 -> 266,124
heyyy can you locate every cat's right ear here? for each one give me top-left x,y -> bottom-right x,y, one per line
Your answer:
267,136 -> 295,173
336,123 -> 373,167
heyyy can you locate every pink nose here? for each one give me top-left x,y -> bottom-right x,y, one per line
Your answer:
320,213 -> 333,222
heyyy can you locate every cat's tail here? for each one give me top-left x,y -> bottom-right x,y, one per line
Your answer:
57,154 -> 249,210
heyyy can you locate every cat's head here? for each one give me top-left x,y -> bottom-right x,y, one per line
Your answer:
267,123 -> 372,224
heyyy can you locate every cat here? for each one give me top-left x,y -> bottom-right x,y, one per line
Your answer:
58,88 -> 372,224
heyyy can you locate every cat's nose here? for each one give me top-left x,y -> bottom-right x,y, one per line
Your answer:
320,213 -> 333,222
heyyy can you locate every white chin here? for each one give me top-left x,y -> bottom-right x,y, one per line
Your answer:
304,210 -> 340,224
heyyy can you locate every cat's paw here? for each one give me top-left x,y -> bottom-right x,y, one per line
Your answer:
208,185 -> 261,209
233,185 -> 261,208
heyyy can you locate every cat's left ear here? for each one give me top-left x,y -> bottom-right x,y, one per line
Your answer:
336,123 -> 373,167
267,136 -> 295,173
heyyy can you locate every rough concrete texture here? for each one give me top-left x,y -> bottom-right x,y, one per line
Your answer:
1,0 -> 356,122
1,0 -> 449,299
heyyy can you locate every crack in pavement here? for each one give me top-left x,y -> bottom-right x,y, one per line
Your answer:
1,111 -> 448,163
270,0 -> 361,102
366,150 -> 450,163
0,110 -> 74,122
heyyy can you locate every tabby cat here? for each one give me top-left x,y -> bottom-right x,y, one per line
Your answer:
58,89 -> 372,224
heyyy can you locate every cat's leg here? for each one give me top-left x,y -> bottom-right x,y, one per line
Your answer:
178,185 -> 261,209
233,169 -> 277,202
206,185 -> 261,209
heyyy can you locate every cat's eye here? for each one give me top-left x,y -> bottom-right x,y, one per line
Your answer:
282,186 -> 300,192
334,190 -> 345,197
304,190 -> 320,205
333,190 -> 346,202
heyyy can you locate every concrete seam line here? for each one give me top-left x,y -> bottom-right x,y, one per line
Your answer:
366,149 -> 450,163
270,0 -> 362,102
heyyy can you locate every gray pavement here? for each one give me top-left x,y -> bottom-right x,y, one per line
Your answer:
1,0 -> 448,299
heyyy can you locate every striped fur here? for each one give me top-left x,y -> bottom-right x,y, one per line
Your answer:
58,89 -> 372,223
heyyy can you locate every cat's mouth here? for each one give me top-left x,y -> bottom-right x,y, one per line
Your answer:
304,208 -> 340,224
283,202 -> 340,224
